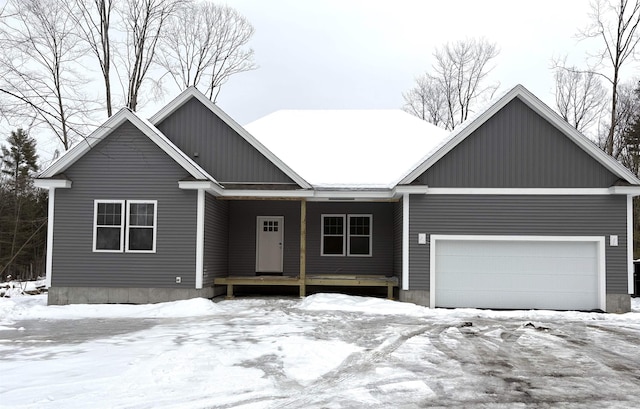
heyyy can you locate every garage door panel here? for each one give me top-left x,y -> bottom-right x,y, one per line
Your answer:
433,238 -> 601,310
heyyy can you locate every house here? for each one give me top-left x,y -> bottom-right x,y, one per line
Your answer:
34,84 -> 640,312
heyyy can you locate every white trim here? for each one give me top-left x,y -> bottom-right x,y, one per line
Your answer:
34,179 -> 72,189
255,216 -> 285,272
628,195 -> 634,294
321,214 -> 346,256
222,189 -> 314,198
402,193 -> 410,290
393,185 -> 430,195
610,186 -> 640,195
93,200 -> 125,253
425,188 -> 614,195
178,180 -> 224,195
195,190 -> 205,289
399,84 -> 640,186
45,188 -> 56,288
149,87 -> 311,189
347,214 -> 373,257
429,234 -> 607,311
125,200 -> 158,253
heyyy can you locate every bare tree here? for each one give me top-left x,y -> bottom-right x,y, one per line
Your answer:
0,0 -> 94,150
68,0 -> 116,117
116,0 -> 183,111
402,74 -> 447,128
553,60 -> 607,134
404,38 -> 499,130
157,1 -> 256,102
578,0 -> 640,155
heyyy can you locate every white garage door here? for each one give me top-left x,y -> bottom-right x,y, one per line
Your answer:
432,236 -> 604,311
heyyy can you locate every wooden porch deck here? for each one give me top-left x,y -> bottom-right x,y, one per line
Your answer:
213,274 -> 399,300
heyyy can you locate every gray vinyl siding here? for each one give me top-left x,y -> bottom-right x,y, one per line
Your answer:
203,194 -> 229,286
52,121 -> 198,288
408,194 -> 627,293
228,200 -> 301,276
306,202 -> 394,275
393,199 -> 403,278
415,97 -> 619,188
156,98 -> 296,184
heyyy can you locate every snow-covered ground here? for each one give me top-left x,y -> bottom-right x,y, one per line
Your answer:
1,293 -> 640,408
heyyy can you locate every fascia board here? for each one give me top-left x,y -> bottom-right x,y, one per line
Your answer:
33,179 -> 72,189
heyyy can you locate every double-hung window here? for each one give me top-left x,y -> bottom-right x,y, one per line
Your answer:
93,200 -> 157,253
321,214 -> 372,257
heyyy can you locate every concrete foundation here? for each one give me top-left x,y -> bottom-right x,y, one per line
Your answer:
48,286 -> 216,305
606,294 -> 631,313
399,290 -> 430,307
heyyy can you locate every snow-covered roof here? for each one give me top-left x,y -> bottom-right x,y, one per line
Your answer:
244,110 -> 448,188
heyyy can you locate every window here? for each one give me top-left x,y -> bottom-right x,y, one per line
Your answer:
93,200 -> 125,252
348,215 -> 372,256
93,200 -> 157,253
321,214 -> 372,257
321,215 -> 345,256
126,201 -> 157,252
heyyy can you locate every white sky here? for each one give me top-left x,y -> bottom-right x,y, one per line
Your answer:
203,0 -> 605,125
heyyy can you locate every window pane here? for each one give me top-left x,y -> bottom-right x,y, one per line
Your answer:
350,236 -> 370,255
324,217 -> 343,235
350,216 -> 370,235
97,203 -> 121,226
130,203 -> 154,227
96,227 -> 121,250
129,228 -> 153,251
323,236 -> 343,255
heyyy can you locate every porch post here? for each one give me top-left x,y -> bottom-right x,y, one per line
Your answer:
195,189 -> 205,289
299,198 -> 307,297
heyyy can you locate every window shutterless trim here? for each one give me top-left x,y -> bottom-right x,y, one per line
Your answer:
347,214 -> 373,257
125,200 -> 158,253
93,200 -> 125,253
321,214 -> 346,256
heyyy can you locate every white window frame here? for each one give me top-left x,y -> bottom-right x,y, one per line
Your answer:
321,214 -> 346,256
347,214 -> 373,257
125,200 -> 158,253
93,200 -> 125,253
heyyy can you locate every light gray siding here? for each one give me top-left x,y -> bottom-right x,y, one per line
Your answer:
306,202 -> 394,275
415,97 -> 619,188
156,98 -> 296,184
228,200 -> 301,276
52,121 -> 198,288
408,194 -> 627,293
203,194 -> 229,286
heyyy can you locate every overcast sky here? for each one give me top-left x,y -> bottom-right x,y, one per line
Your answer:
187,0 -> 604,126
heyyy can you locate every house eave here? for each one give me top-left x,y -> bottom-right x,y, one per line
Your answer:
34,178 -> 72,189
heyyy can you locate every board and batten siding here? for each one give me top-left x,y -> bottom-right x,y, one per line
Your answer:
408,195 -> 627,294
155,98 -> 295,184
306,202 -> 395,275
203,194 -> 229,286
52,121 -> 198,288
228,200 -> 301,276
415,97 -> 619,188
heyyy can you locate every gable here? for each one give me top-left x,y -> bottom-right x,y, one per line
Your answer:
155,98 -> 296,185
414,97 -> 620,188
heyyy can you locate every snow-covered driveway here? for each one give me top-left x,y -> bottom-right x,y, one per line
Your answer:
1,294 -> 640,408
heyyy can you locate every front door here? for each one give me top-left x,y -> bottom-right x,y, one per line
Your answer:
256,216 -> 284,273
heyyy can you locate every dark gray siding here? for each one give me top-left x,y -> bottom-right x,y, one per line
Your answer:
416,97 -> 619,188
156,98 -> 296,184
393,199 -> 403,278
408,194 -> 627,293
203,195 -> 229,286
228,200 -> 301,276
306,202 -> 394,275
52,121 -> 198,288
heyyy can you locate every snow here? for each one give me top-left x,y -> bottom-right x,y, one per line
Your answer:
2,291 -> 640,408
244,109 -> 448,187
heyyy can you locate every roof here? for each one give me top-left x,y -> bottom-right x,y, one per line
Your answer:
150,87 -> 311,189
399,84 -> 640,186
245,109 -> 448,188
39,108 -> 222,190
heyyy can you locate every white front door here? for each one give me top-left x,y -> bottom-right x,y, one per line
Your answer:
256,216 -> 284,273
